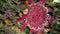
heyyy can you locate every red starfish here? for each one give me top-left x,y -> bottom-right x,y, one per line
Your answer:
16,0 -> 54,34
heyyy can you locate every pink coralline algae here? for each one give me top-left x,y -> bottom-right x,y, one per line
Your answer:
16,0 -> 54,34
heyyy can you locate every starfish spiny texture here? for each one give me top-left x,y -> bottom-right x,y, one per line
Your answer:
16,0 -> 54,34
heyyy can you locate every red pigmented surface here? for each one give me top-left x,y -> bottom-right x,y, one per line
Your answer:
25,3 -> 48,31
16,1 -> 53,34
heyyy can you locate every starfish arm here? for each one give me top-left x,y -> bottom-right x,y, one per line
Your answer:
29,0 -> 34,3
20,23 -> 27,31
47,15 -> 53,24
30,29 -> 38,34
45,25 -> 51,29
39,29 -> 44,34
28,0 -> 46,5
39,0 -> 46,5
16,18 -> 24,23
16,14 -> 27,23
48,7 -> 54,13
